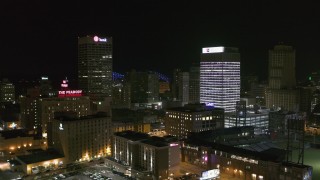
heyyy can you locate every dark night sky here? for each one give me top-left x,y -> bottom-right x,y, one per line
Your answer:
1,1 -> 320,84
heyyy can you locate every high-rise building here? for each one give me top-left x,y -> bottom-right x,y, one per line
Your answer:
0,79 -> 15,103
50,112 -> 111,163
126,70 -> 159,103
189,64 -> 200,103
171,69 -> 182,100
178,72 -> 189,104
266,45 -> 299,111
78,35 -> 113,97
200,47 -> 240,112
268,45 -> 296,89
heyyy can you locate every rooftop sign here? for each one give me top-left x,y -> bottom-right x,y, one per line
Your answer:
202,47 -> 224,53
93,36 -> 107,42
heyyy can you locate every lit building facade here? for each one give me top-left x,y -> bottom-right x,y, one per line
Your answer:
78,35 -> 113,97
0,129 -> 46,161
182,130 -> 313,180
0,79 -> 15,103
38,96 -> 91,136
224,112 -> 269,134
112,131 -> 180,180
266,45 -> 299,111
112,121 -> 151,134
164,103 -> 224,139
265,89 -> 299,111
50,112 -> 111,163
200,47 -> 240,112
16,149 -> 64,175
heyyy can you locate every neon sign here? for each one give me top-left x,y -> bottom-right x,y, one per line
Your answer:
93,36 -> 107,42
61,80 -> 68,88
58,90 -> 82,97
170,143 -> 179,147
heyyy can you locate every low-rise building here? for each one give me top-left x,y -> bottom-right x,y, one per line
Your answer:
224,112 -> 269,134
111,131 -> 180,180
16,148 -> 64,174
181,130 -> 313,180
0,129 -> 45,160
165,103 -> 224,139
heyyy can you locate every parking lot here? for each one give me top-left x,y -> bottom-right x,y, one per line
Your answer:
48,164 -> 129,180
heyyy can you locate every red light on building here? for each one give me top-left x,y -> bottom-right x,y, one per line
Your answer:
58,78 -> 82,97
58,90 -> 82,97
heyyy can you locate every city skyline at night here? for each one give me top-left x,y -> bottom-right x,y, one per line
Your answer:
1,1 -> 320,83
1,2 -> 320,179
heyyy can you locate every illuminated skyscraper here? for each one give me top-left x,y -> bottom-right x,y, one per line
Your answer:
268,45 -> 296,89
200,47 -> 240,112
78,35 -> 113,97
266,45 -> 298,111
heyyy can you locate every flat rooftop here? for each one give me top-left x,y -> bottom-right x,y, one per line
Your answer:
184,138 -> 286,163
16,149 -> 64,164
141,136 -> 177,147
54,111 -> 110,121
166,104 -> 224,113
0,129 -> 33,139
114,131 -> 150,141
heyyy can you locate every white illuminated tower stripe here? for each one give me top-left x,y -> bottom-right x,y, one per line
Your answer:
200,47 -> 240,112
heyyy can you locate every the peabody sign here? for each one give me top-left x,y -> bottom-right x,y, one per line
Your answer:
58,90 -> 82,97
231,155 -> 258,164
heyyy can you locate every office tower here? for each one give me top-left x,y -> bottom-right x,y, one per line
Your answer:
200,47 -> 240,112
78,35 -> 113,97
240,75 -> 258,96
20,79 -> 91,136
178,72 -> 189,104
38,96 -> 91,136
171,68 -> 182,100
0,79 -> 15,103
39,76 -> 55,97
299,87 -> 314,113
112,81 -> 131,109
268,45 -> 296,89
50,112 -> 111,163
266,45 -> 299,111
251,83 -> 267,106
189,65 -> 200,103
171,69 -> 189,103
126,70 -> 159,103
